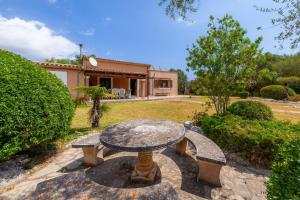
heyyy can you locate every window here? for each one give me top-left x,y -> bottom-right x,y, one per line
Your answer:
50,71 -> 67,85
154,79 -> 172,88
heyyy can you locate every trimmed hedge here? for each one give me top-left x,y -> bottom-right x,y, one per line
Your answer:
195,114 -> 300,167
227,101 -> 273,120
0,50 -> 74,161
239,91 -> 249,99
267,140 -> 300,199
260,85 -> 296,100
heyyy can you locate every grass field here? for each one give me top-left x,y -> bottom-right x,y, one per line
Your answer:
71,97 -> 300,130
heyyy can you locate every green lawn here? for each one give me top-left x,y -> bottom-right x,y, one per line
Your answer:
72,97 -> 300,131
71,99 -> 206,130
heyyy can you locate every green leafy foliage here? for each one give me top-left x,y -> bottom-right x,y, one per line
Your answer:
271,53 -> 300,77
186,15 -> 263,113
257,0 -> 300,49
227,101 -> 273,120
46,55 -> 82,65
76,86 -> 108,128
159,0 -> 198,19
276,76 -> 300,94
267,140 -> 300,199
239,91 -> 249,99
195,114 -> 300,167
257,69 -> 278,88
0,50 -> 74,161
261,85 -> 296,100
169,68 -> 188,94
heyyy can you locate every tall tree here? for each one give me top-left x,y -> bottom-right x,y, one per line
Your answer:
159,0 -> 199,19
187,15 -> 263,113
170,68 -> 188,94
257,0 -> 300,49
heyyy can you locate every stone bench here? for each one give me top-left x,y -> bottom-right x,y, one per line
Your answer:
176,122 -> 226,186
72,133 -> 104,166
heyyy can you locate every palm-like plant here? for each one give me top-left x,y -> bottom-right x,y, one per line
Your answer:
77,86 -> 108,128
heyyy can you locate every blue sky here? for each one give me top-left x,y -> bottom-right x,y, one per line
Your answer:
0,0 -> 297,79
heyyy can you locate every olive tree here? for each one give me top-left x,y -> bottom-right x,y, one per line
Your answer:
186,15 -> 263,113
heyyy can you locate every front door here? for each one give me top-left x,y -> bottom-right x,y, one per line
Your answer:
130,79 -> 137,96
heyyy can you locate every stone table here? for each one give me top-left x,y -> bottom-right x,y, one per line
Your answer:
100,119 -> 185,183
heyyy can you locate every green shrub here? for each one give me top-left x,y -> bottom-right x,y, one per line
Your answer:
267,140 -> 300,199
239,91 -> 249,99
276,76 -> 300,86
227,101 -> 273,120
0,50 -> 74,161
260,85 -> 296,100
195,114 -> 300,167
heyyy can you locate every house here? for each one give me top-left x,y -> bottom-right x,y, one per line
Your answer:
37,56 -> 178,98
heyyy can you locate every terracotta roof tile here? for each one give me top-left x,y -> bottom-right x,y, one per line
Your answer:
36,62 -> 83,70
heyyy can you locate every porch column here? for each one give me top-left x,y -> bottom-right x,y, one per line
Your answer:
84,76 -> 90,86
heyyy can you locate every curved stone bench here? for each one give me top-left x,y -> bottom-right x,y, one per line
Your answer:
176,122 -> 226,186
72,133 -> 104,166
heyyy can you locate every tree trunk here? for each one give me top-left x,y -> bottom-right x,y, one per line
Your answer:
91,98 -> 100,128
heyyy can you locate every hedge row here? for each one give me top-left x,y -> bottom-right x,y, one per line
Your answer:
0,50 -> 74,161
196,114 -> 300,167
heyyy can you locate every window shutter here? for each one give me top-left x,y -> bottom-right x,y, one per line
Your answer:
170,80 -> 172,88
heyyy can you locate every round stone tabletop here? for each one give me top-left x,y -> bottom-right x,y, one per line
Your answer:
100,119 -> 185,152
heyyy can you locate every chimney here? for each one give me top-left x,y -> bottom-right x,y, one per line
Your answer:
79,43 -> 83,58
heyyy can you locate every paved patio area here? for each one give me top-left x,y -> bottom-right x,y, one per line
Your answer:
0,140 -> 269,200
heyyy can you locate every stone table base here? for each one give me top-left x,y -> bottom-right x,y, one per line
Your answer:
131,152 -> 158,183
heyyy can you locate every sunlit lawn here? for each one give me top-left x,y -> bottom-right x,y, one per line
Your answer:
72,97 -> 300,130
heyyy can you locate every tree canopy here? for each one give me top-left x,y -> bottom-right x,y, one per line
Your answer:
187,15 -> 263,113
170,68 -> 188,94
159,0 -> 199,19
46,55 -> 82,65
258,0 -> 300,49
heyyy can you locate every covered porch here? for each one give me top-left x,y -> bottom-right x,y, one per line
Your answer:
84,71 -> 148,98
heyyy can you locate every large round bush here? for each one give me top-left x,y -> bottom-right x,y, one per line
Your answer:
0,50 -> 74,161
260,85 -> 296,100
267,140 -> 300,199
227,100 -> 273,120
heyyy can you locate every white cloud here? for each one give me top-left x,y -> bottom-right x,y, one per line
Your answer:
0,16 -> 78,60
105,17 -> 111,21
79,28 -> 95,36
48,0 -> 57,4
176,17 -> 197,26
106,51 -> 111,56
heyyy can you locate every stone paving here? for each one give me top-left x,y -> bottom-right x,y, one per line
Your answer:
0,143 -> 269,200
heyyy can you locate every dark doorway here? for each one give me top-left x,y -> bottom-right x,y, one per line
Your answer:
99,78 -> 111,90
130,79 -> 137,96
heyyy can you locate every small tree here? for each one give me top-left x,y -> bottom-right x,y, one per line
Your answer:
77,86 -> 108,128
257,69 -> 278,88
170,68 -> 188,94
186,15 -> 263,113
277,76 -> 300,87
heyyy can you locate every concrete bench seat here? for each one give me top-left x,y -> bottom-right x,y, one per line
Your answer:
176,123 -> 226,186
72,133 -> 104,166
